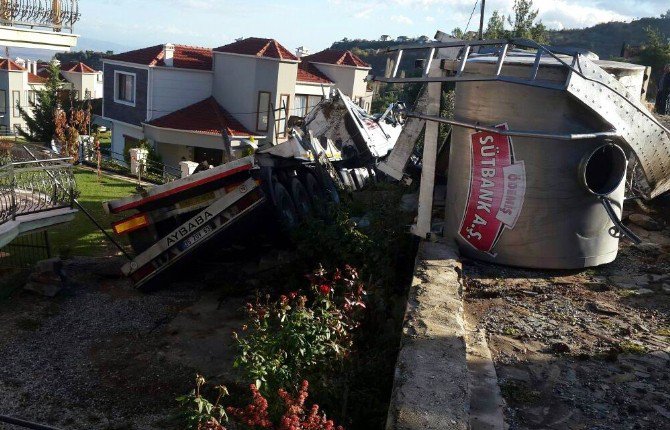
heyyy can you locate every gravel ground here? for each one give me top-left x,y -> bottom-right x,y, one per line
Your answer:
464,199 -> 670,430
0,257 -> 202,430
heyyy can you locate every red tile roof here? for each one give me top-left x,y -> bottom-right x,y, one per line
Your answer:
36,68 -> 66,81
297,61 -> 333,84
145,97 -> 255,137
214,37 -> 298,61
304,49 -> 370,68
28,73 -> 47,84
108,44 -> 213,70
0,58 -> 26,71
61,61 -> 98,73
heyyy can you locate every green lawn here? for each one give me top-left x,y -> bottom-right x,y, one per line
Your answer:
49,168 -> 138,257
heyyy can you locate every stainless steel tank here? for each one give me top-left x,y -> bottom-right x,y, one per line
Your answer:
445,55 -> 639,269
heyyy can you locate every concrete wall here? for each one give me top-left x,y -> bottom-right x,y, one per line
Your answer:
150,67 -> 213,121
103,63 -> 149,127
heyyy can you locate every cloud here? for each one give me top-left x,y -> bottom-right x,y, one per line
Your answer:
425,16 -> 436,22
391,14 -> 414,25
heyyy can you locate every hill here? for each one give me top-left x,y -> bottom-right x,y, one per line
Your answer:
547,15 -> 670,58
330,14 -> 670,77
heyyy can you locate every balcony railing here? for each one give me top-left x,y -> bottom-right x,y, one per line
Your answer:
0,144 -> 77,226
0,0 -> 80,33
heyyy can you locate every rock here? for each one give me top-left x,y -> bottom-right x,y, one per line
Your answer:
632,242 -> 664,255
550,341 -> 571,354
649,350 -> 670,362
628,214 -> 663,231
34,257 -> 63,274
587,301 -> 620,316
502,367 -> 531,382
24,281 -> 62,297
608,274 -> 648,290
653,405 -> 670,419
607,373 -> 636,383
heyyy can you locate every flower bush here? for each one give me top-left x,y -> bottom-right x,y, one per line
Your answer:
234,266 -> 366,395
181,377 -> 344,430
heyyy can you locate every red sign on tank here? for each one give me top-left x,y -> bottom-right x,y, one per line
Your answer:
458,124 -> 526,254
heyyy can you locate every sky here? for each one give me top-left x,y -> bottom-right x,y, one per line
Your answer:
75,0 -> 670,53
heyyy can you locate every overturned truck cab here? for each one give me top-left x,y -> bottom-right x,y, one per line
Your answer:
103,90 -> 403,288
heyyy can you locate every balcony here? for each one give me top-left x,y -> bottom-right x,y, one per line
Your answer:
0,0 -> 80,50
0,143 -> 78,248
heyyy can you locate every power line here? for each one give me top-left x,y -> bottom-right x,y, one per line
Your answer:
464,0 -> 479,34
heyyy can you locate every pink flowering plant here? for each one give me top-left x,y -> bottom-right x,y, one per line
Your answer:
234,266 -> 366,395
180,378 -> 344,430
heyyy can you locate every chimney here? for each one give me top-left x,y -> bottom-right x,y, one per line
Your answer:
31,61 -> 37,75
295,46 -> 309,58
163,43 -> 175,67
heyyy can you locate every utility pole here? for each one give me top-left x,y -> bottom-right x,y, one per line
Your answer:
478,0 -> 486,40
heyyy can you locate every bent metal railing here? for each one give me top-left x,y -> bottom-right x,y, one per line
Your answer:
0,155 -> 77,226
0,0 -> 80,32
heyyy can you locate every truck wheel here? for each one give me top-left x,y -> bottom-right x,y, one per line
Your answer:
304,173 -> 326,219
273,181 -> 299,230
290,178 -> 312,220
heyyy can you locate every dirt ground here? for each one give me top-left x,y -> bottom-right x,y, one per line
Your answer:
0,254 -> 258,430
464,197 -> 670,429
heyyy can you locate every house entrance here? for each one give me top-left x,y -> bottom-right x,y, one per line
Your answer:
194,147 -> 223,167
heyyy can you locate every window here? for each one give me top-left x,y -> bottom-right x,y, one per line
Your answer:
293,95 -> 323,118
114,71 -> 136,106
73,90 -> 80,100
277,94 -> 290,137
25,90 -> 36,105
97,73 -> 103,83
294,95 -> 307,117
85,89 -> 91,100
0,90 -> 6,115
12,91 -> 20,117
307,95 -> 322,113
256,91 -> 271,132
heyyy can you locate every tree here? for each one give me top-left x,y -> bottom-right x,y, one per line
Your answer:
507,0 -> 547,43
637,26 -> 670,98
482,0 -> 547,43
484,10 -> 506,39
17,62 -> 62,144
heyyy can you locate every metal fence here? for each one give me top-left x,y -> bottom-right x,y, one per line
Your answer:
81,139 -> 181,184
0,230 -> 51,271
0,144 -> 77,226
0,0 -> 80,33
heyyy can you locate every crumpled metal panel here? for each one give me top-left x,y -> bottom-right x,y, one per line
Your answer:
567,56 -> 670,198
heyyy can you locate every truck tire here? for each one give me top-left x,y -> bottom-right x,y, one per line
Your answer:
290,178 -> 312,220
304,173 -> 326,219
273,181 -> 299,230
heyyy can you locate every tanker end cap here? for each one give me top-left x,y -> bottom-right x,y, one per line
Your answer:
579,143 -> 627,197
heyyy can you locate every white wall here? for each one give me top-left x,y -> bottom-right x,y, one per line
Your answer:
311,63 -> 370,101
150,67 -> 213,121
213,53 -> 298,143
295,82 -> 331,97
110,121 -> 144,161
155,141 -> 192,168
